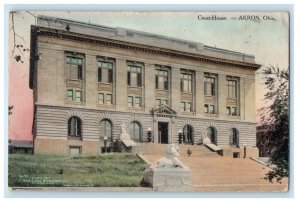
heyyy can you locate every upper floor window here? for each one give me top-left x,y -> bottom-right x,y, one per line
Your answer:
204,77 -> 216,96
227,79 -> 237,98
66,56 -> 83,80
204,104 -> 215,114
156,99 -> 168,107
181,102 -> 192,112
156,70 -> 168,90
68,116 -> 81,137
127,65 -> 142,87
98,61 -> 113,83
67,89 -> 82,102
181,73 -> 192,92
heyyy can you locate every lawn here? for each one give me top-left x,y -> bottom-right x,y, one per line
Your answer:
8,153 -> 147,187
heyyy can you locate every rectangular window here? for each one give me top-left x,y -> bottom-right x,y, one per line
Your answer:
66,56 -> 83,80
226,106 -> 231,115
181,102 -> 185,112
67,89 -> 73,101
181,73 -> 192,92
205,104 -> 215,114
228,80 -> 237,98
128,65 -> 142,86
162,99 -> 168,106
205,77 -> 215,96
98,93 -> 104,104
98,61 -> 113,83
106,94 -> 112,105
226,106 -> 238,116
156,99 -> 161,107
232,107 -> 237,116
128,96 -> 133,107
186,102 -> 192,112
156,70 -> 169,90
204,104 -> 209,113
135,97 -> 141,107
75,91 -> 82,102
209,105 -> 215,114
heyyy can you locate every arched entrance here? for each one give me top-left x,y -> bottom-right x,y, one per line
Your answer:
207,127 -> 217,144
183,125 -> 194,144
230,128 -> 239,146
129,122 -> 142,142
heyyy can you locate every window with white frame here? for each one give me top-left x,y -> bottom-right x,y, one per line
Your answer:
67,89 -> 82,102
127,65 -> 142,87
66,56 -> 83,80
98,61 -> 113,83
156,69 -> 169,90
204,76 -> 216,96
181,73 -> 192,92
204,104 -> 215,114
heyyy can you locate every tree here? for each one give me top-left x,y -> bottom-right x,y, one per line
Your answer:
258,66 -> 289,182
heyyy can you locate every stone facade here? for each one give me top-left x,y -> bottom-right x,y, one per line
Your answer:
30,16 -> 260,156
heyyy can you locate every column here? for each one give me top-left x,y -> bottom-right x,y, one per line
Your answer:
115,59 -> 128,111
144,63 -> 156,112
170,67 -> 181,112
85,54 -> 97,108
218,74 -> 227,119
195,70 -> 204,116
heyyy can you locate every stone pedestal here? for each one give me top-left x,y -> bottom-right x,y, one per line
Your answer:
143,167 -> 192,192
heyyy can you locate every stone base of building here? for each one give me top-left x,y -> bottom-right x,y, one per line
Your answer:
34,137 -> 100,155
143,168 -> 192,192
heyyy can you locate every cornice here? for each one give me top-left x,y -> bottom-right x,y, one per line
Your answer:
32,26 -> 261,71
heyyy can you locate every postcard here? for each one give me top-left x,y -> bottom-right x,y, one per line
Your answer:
8,11 -> 289,193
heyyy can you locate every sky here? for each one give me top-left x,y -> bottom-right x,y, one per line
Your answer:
8,11 -> 289,141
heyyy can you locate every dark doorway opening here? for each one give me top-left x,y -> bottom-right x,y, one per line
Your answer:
158,122 -> 168,144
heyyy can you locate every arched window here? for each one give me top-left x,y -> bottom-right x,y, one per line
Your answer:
68,116 -> 81,137
129,122 -> 142,142
100,119 -> 112,142
230,128 -> 239,146
207,127 -> 217,144
183,125 -> 193,144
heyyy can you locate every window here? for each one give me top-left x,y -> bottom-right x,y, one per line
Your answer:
205,104 -> 215,114
230,128 -> 239,146
135,97 -> 141,107
156,70 -> 168,90
100,120 -> 112,142
227,106 -> 237,116
129,122 -> 142,142
128,96 -> 133,107
98,93 -> 104,104
162,99 -> 168,106
204,77 -> 215,96
183,125 -> 193,144
67,89 -> 81,102
75,91 -> 82,102
106,94 -> 112,105
128,65 -> 142,86
156,99 -> 161,107
181,73 -> 192,92
227,80 -> 237,98
66,56 -> 83,80
68,116 -> 81,137
98,61 -> 113,83
181,102 -> 192,112
156,99 -> 168,107
67,89 -> 73,101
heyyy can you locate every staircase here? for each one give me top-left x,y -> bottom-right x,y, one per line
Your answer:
136,143 -> 288,191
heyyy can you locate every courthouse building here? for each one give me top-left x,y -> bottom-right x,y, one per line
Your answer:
29,16 -> 261,156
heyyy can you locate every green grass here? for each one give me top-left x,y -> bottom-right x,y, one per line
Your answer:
9,153 -> 147,187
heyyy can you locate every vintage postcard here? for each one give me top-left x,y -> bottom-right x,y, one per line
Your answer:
8,11 -> 289,193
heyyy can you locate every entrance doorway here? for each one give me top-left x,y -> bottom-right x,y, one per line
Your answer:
158,122 -> 168,144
